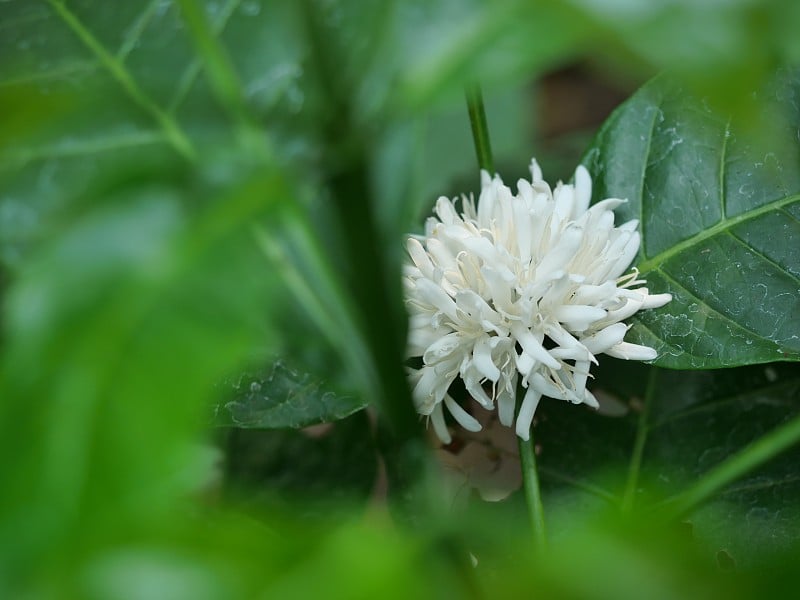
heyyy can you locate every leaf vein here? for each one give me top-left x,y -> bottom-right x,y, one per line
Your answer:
0,61 -> 97,87
725,229 -> 800,287
116,0 -> 162,61
637,194 -> 800,273
168,0 -> 242,113
780,206 -> 800,226
656,267 -> 775,344
46,0 -> 196,160
0,131 -> 167,167
722,472 -> 800,496
719,117 -> 731,220
638,100 -> 662,260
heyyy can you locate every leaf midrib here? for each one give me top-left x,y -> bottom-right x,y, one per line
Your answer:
637,193 -> 800,274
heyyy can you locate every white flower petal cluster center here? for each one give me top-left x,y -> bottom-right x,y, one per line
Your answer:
403,159 -> 671,442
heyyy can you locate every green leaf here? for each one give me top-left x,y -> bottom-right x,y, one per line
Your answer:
584,72 -> 800,368
222,410 -> 377,513
644,363 -> 800,567
527,360 -> 800,568
535,396 -> 634,506
0,0 -> 313,265
215,360 -> 366,429
0,162 -> 287,589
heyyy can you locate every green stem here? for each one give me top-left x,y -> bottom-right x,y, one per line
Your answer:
465,85 -> 494,174
621,367 -> 658,512
519,430 -> 547,552
659,410 -> 800,520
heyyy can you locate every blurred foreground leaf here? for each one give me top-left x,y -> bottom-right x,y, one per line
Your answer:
0,160 -> 288,593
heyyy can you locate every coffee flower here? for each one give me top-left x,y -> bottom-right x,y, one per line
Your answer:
403,159 -> 671,442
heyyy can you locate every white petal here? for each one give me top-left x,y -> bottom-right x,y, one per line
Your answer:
515,387 -> 542,441
548,346 -> 592,362
462,363 -> 493,408
497,385 -> 516,426
571,360 -> 591,399
441,223 -> 478,248
606,341 -> 658,361
473,336 -> 501,381
423,332 -> 464,364
515,350 -> 536,378
531,372 -> 574,402
426,238 -> 458,272
407,325 -> 444,357
606,232 -> 641,279
583,389 -> 600,409
642,292 -> 672,309
573,165 -> 592,218
553,305 -> 607,331
481,266 -> 515,315
553,183 -> 576,225
430,402 -> 451,444
513,199 -> 533,263
477,177 -> 499,225
602,296 -> 644,323
444,395 -> 482,432
511,321 -> 561,369
414,278 -> 458,320
535,225 -> 584,280
406,238 -> 433,279
581,323 -> 628,354
588,197 -> 625,215
545,323 -> 589,359
412,367 -> 439,413
530,158 -> 543,183
572,281 -> 618,305
435,196 -> 460,225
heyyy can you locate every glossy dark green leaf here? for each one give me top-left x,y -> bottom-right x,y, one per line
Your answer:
584,72 -> 800,368
529,360 -> 800,567
215,361 -> 366,429
535,397 -> 634,506
643,363 -> 800,567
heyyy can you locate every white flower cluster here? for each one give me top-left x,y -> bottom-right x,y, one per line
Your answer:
403,159 -> 671,442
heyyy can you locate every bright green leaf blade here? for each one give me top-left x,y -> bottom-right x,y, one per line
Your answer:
0,164 -> 286,588
585,72 -> 800,368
